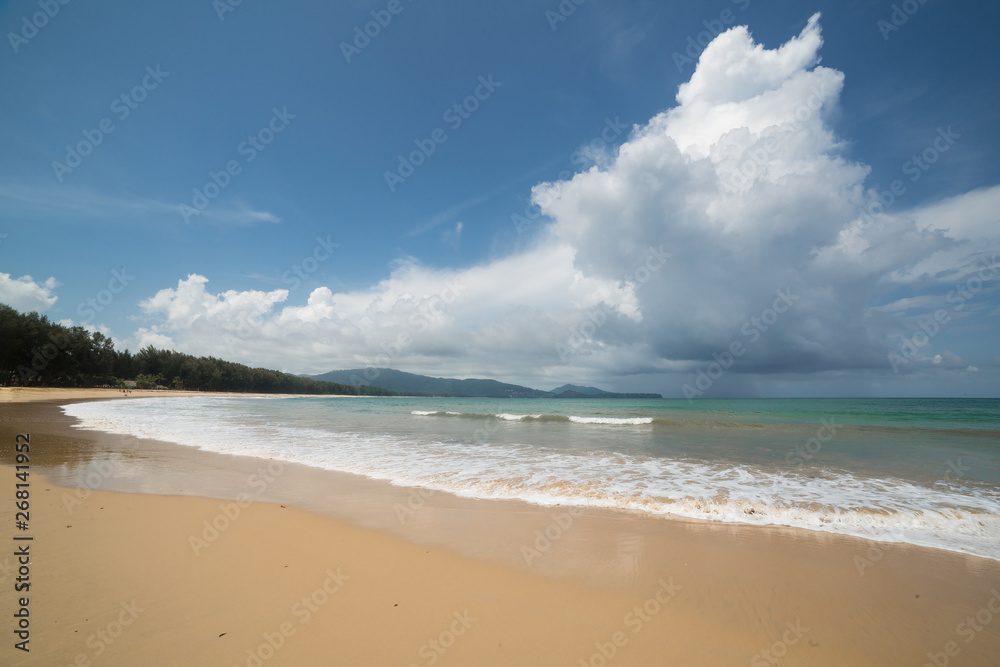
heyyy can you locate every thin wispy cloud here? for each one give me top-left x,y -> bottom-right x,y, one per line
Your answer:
0,184 -> 281,228
401,161 -> 562,238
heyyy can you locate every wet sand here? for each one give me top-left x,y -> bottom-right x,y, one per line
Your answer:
1,390 -> 999,665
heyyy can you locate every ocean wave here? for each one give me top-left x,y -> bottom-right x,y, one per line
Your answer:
64,398 -> 1000,561
411,410 -> 653,425
568,416 -> 654,425
407,410 -> 812,430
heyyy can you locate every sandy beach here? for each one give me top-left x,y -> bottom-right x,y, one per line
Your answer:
0,388 -> 348,403
2,389 -> 1000,666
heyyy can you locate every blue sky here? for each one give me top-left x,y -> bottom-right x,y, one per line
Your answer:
1,0 -> 998,397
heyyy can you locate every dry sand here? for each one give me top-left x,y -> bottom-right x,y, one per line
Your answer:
1,389 -> 999,665
0,388 -> 346,403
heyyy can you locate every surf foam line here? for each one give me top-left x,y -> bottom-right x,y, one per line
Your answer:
411,410 -> 653,425
63,398 -> 1000,562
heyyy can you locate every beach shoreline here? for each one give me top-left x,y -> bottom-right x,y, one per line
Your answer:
0,387 -> 367,403
2,391 -> 999,665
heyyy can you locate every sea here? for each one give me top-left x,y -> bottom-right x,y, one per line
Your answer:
62,396 -> 1000,561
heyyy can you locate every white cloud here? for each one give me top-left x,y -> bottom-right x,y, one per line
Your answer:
527,13 -> 997,382
884,184 -> 1000,283
0,273 -> 58,312
132,328 -> 176,350
529,14 -> 889,373
137,274 -> 289,337
914,184 -> 1000,241
56,318 -> 125,347
127,244 -> 643,381
0,184 -> 280,228
124,15 -> 999,392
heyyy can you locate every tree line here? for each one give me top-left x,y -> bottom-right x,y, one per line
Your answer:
0,304 -> 394,395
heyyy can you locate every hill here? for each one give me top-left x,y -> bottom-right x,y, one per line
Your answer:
308,369 -> 661,399
309,368 -> 550,398
550,384 -> 607,395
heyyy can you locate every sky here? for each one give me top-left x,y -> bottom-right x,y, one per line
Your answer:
1,0 -> 999,398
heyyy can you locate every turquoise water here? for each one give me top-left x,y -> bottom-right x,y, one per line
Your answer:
64,396 -> 1000,560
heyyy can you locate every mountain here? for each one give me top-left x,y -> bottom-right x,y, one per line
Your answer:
309,368 -> 550,398
549,384 -> 607,395
550,389 -> 663,399
307,369 -> 661,399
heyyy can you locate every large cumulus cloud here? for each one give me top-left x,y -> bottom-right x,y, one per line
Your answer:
534,13 -> 994,382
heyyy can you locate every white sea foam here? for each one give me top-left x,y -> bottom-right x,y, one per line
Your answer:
411,410 -> 651,424
568,416 -> 654,425
63,397 -> 1000,561
495,413 -> 544,421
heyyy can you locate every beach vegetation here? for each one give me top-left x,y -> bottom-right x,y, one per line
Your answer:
0,303 -> 394,395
